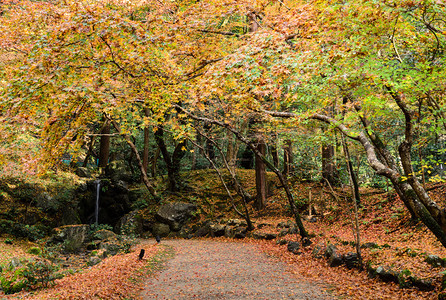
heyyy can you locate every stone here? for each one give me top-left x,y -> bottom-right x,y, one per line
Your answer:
171,222 -> 182,232
343,252 -> 359,269
277,221 -> 289,228
375,266 -> 399,283
9,258 -> 22,269
194,222 -> 211,237
227,219 -> 243,226
410,277 -> 434,291
278,229 -> 289,237
156,202 -> 197,227
361,242 -> 379,249
425,254 -> 445,268
99,242 -> 121,256
312,244 -> 324,259
324,244 -> 337,259
288,226 -> 299,235
287,241 -> 300,254
210,224 -> 225,237
115,211 -> 143,236
53,225 -> 89,253
88,256 -> 102,266
253,232 -> 278,240
234,227 -> 247,239
264,233 -> 277,240
152,223 -> 170,238
277,239 -> 288,245
329,253 -> 344,267
93,229 -> 116,241
224,226 -> 234,238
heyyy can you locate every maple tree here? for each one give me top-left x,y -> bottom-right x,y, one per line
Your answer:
2,0 -> 446,248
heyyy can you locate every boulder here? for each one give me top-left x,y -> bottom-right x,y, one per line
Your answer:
301,237 -> 312,247
210,224 -> 225,237
410,277 -> 434,291
234,227 -> 247,239
324,244 -> 337,259
93,229 -> 116,241
287,241 -> 300,254
224,226 -> 234,238
115,211 -> 143,236
329,253 -> 344,267
227,219 -> 243,226
195,222 -> 211,237
375,266 -> 399,283
99,242 -> 121,256
88,256 -> 102,266
425,254 -> 445,268
52,225 -> 89,253
257,223 -> 269,229
152,223 -> 170,238
171,222 -> 182,232
343,252 -> 359,269
312,244 -> 324,259
278,229 -> 289,237
156,202 -> 197,227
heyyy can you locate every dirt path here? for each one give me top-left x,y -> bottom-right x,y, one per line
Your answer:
141,239 -> 333,300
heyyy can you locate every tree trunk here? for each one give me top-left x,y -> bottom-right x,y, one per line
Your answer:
255,139 -> 267,210
225,132 -> 238,173
321,143 -> 336,186
283,140 -> 293,175
154,126 -> 186,192
341,136 -> 360,205
271,145 -> 279,169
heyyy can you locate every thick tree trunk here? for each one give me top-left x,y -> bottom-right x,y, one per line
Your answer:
225,132 -> 238,173
271,145 -> 279,169
255,139 -> 267,210
321,143 -> 336,186
154,126 -> 186,192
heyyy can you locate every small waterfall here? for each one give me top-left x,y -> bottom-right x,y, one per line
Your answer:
94,179 -> 101,225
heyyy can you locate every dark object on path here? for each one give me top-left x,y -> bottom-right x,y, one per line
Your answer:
139,249 -> 145,260
155,235 -> 161,243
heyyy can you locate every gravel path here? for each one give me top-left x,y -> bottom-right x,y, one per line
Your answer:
141,239 -> 333,300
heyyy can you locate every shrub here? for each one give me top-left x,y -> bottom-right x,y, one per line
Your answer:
27,247 -> 42,256
22,259 -> 60,288
0,265 -> 27,294
0,258 -> 61,294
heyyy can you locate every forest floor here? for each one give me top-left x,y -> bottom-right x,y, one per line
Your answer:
1,170 -> 446,299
